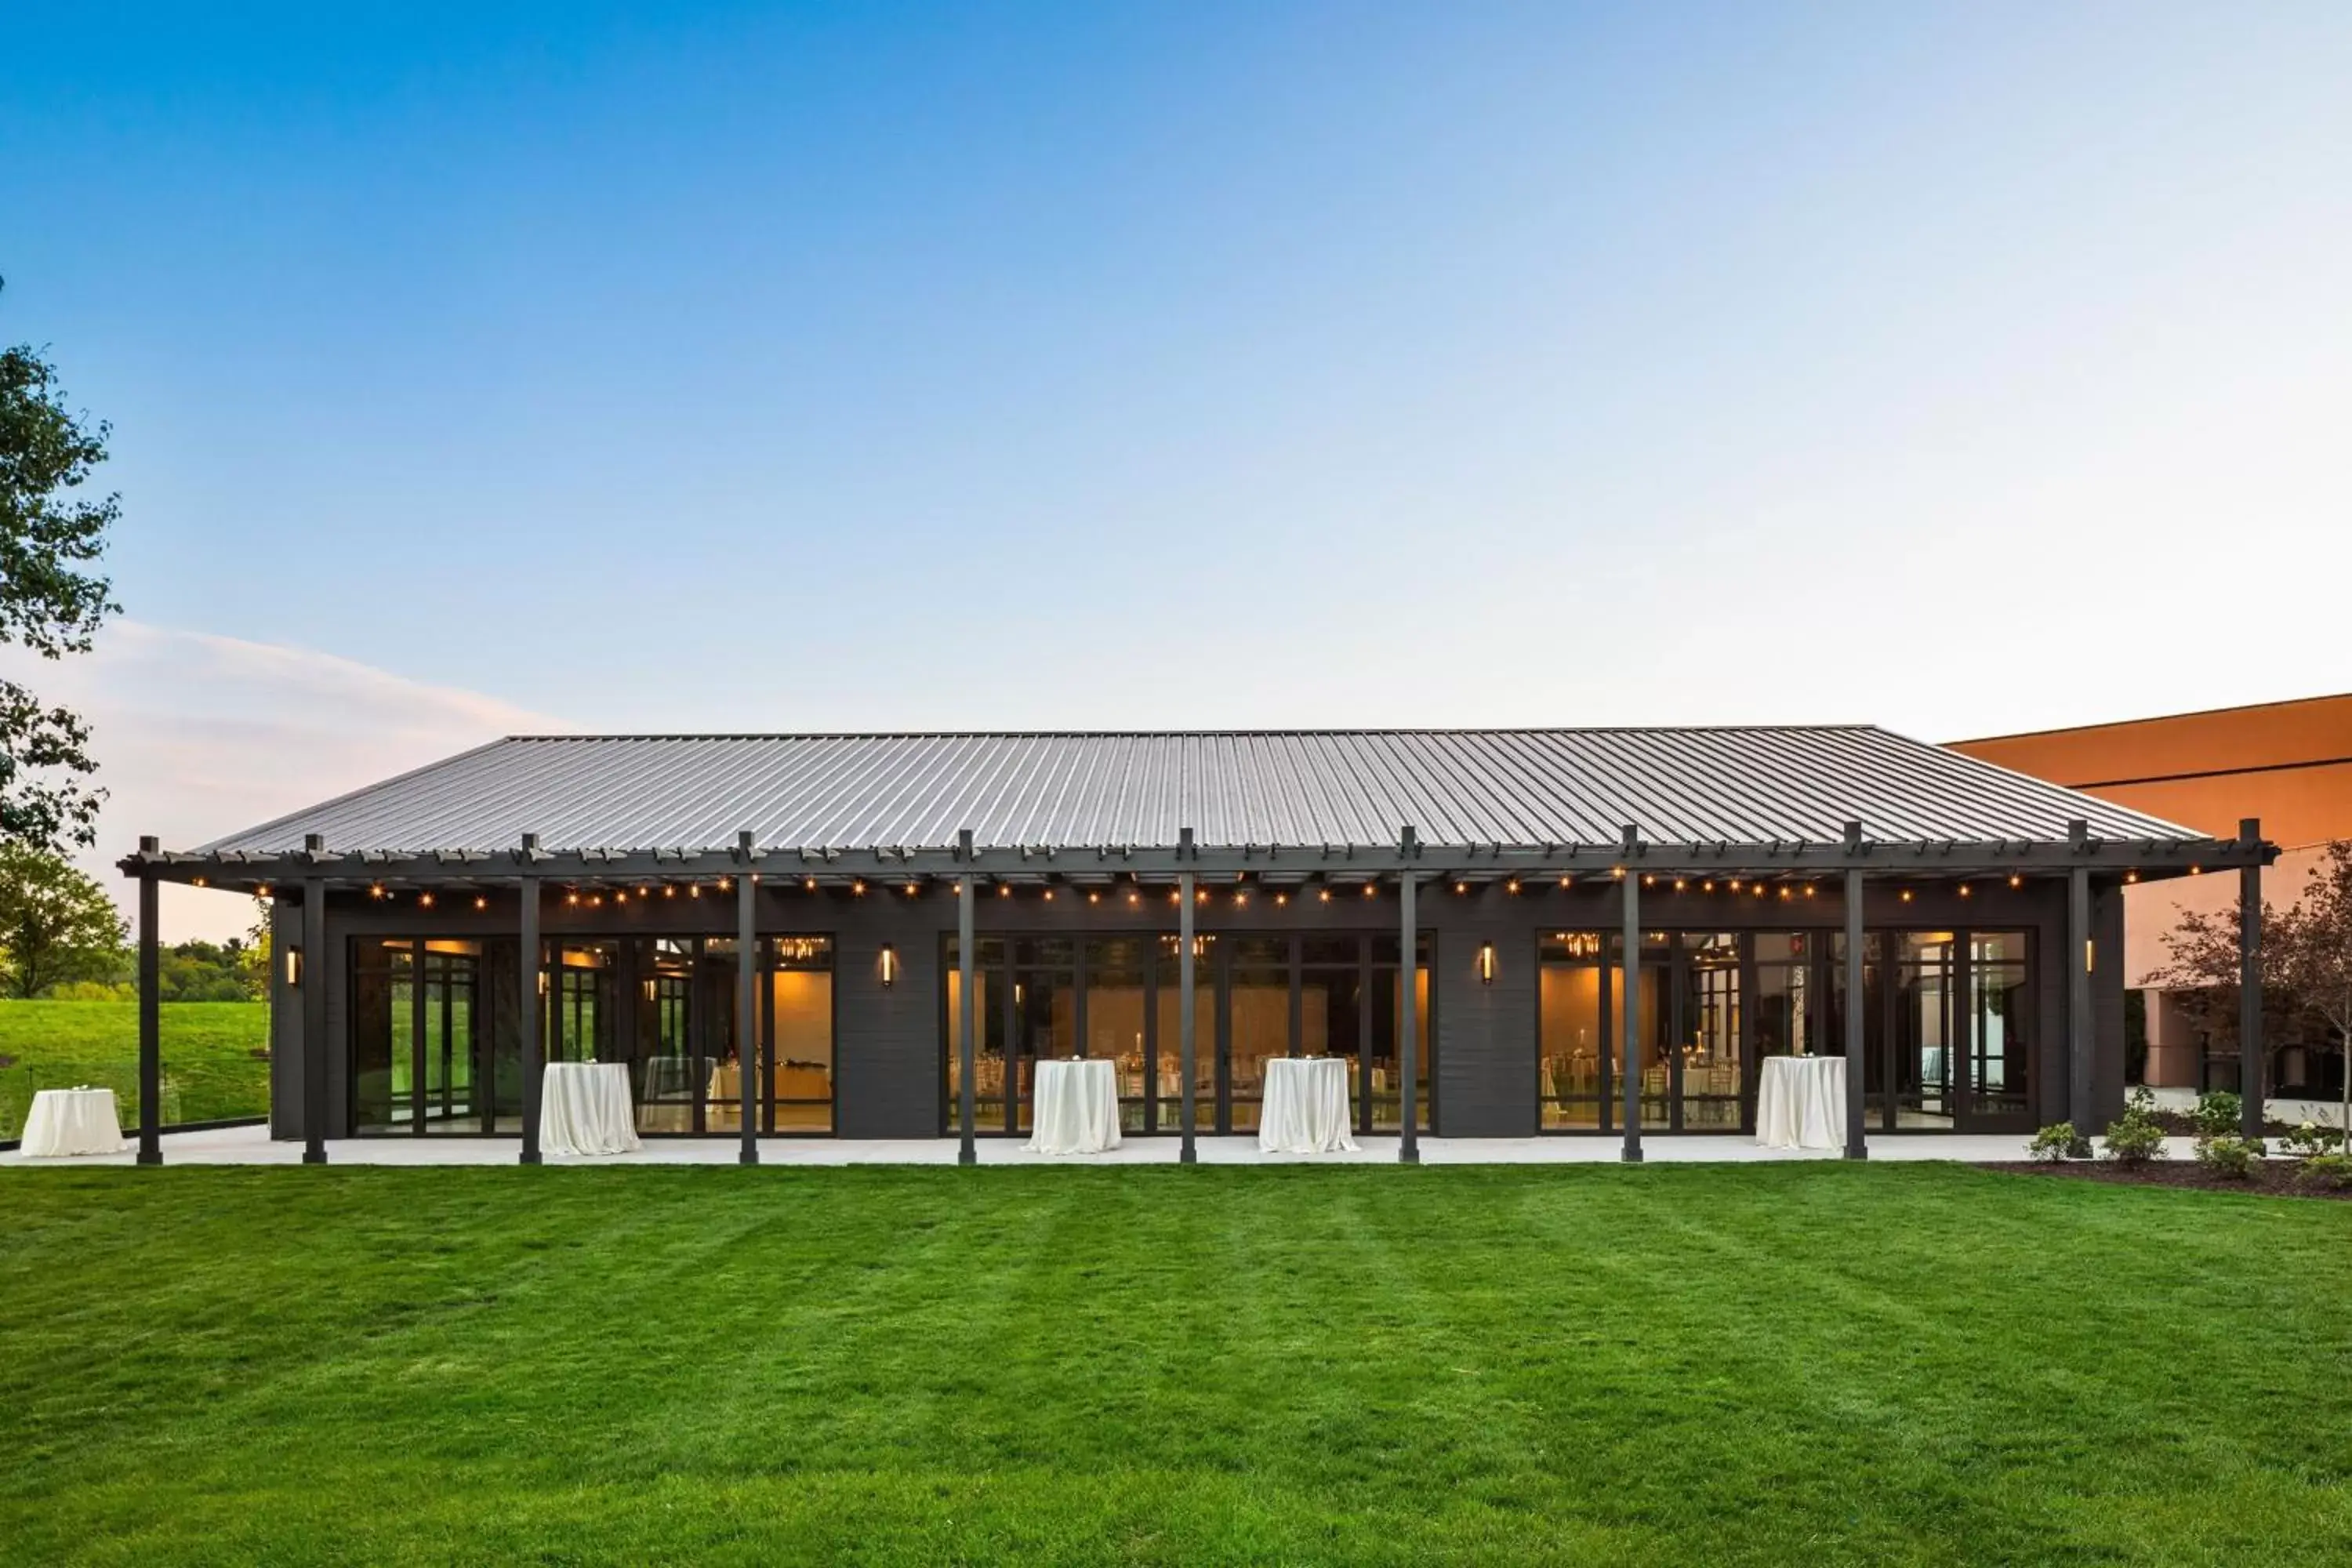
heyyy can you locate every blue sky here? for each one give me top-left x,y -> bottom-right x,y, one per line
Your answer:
4,3 -> 2350,929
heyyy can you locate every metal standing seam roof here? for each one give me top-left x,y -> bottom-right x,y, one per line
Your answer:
193,728 -> 2209,858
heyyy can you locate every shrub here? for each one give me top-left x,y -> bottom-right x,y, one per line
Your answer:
2027,1123 -> 2092,1162
2296,1152 -> 2352,1191
2194,1090 -> 2244,1142
2280,1121 -> 2346,1158
2103,1109 -> 2168,1167
2194,1134 -> 2265,1178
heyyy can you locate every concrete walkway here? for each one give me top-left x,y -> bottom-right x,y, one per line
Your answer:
2,1122 -> 2206,1169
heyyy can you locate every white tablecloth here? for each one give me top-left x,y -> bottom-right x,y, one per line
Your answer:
1757,1055 -> 1846,1150
1026,1058 -> 1122,1155
1260,1057 -> 1359,1153
20,1087 -> 126,1157
540,1062 -> 642,1156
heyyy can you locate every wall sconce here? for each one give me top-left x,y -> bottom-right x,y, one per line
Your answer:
880,944 -> 898,988
284,946 -> 303,987
642,978 -> 656,1001
1478,941 -> 1497,986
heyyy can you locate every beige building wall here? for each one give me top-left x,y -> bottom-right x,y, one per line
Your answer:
1950,694 -> 2352,1092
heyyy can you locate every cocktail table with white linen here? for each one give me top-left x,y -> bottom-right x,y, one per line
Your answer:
1025,1058 -> 1121,1154
20,1087 -> 127,1157
539,1062 -> 642,1156
1259,1056 -> 1359,1153
1755,1054 -> 1846,1150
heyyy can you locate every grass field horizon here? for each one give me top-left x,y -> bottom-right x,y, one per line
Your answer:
3,1163 -> 2347,1565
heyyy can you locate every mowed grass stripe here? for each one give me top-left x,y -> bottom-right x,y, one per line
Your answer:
1,1164 -> 2348,1566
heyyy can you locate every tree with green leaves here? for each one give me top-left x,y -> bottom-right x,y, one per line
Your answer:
2159,842 -> 2352,1127
0,840 -> 127,997
0,275 -> 120,851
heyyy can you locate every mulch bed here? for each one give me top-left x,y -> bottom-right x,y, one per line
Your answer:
1984,1159 -> 2352,1201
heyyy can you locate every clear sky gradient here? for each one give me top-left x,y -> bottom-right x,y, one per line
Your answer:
4,3 -> 2348,934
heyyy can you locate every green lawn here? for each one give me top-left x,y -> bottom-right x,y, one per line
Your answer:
0,1000 -> 269,1140
1,1165 -> 2347,1566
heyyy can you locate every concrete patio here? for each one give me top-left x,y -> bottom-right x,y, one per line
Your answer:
2,1122 -> 2202,1167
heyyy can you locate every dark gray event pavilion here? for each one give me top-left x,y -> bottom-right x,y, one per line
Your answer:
118,728 -> 2275,1164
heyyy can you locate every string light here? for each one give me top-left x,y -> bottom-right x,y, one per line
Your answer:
612,890 -> 626,903
1001,884 -> 1013,898
1728,880 -> 1740,892
906,882 -> 920,896
664,884 -> 677,898
1319,888 -> 1332,903
1899,888 -> 1914,902
1454,881 -> 1468,895
371,883 -> 386,900
851,880 -> 866,895
1559,875 -> 1573,889
1958,884 -> 1973,898
2008,873 -> 2023,889
1506,878 -> 1521,895
1612,867 -> 1626,880
1674,878 -> 1686,891
1087,891 -> 1100,905
193,876 -> 208,888
1803,884 -> 1817,898
1235,891 -> 1248,906
2125,870 -> 2140,884
1703,880 -> 1715,892
1363,883 -> 1376,898
689,884 -> 701,898
1128,891 -> 1141,906
566,891 -> 579,906
1042,887 -> 1054,902
1275,892 -> 1288,906
474,895 -> 488,911
804,877 -> 817,891
719,877 -> 733,891
419,891 -> 435,908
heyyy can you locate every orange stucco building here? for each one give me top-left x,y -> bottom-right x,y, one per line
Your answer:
1951,693 -> 2352,1094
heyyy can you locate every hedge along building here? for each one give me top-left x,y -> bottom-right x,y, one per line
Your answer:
116,728 -> 2277,1166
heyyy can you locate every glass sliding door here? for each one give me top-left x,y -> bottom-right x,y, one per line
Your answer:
1537,932 -> 1606,1128
1965,931 -> 2032,1129
1150,935 -> 1216,1134
768,935 -> 835,1133
1010,939 -> 1076,1135
1367,933 -> 1433,1133
1893,933 -> 1958,1128
1299,937 -> 1363,1130
350,938 -> 488,1134
636,938 -> 696,1134
1084,938 -> 1150,1134
943,936 -> 1007,1133
1676,934 -> 1742,1130
1224,938 -> 1289,1133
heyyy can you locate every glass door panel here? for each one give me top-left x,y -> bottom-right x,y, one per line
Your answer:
1011,939 -> 1076,1134
1895,933 -> 1957,1128
1966,931 -> 2031,1128
1151,936 -> 1214,1133
1368,936 -> 1433,1132
1225,938 -> 1289,1133
1085,938 -> 1149,1133
943,938 -> 1007,1133
1538,933 -> 1606,1129
1678,934 -> 1742,1130
770,935 -> 835,1133
420,943 -> 478,1134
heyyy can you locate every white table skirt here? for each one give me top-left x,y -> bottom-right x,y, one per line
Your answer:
1259,1057 -> 1359,1153
1026,1058 -> 1122,1155
1756,1055 -> 1846,1150
540,1062 -> 642,1156
19,1087 -> 127,1157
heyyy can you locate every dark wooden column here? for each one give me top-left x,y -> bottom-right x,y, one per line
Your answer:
1843,851 -> 1867,1160
2239,816 -> 2264,1140
958,829 -> 977,1167
1399,825 -> 1421,1164
518,834 -> 543,1165
1619,826 -> 1642,1163
136,837 -> 161,1166
737,830 -> 758,1167
1179,827 -> 1197,1164
2068,860 -> 2093,1134
302,862 -> 328,1165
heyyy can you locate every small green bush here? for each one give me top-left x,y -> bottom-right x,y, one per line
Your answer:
2296,1152 -> 2352,1190
2027,1123 -> 2092,1161
2194,1090 -> 2244,1141
2103,1116 -> 2167,1166
2280,1121 -> 2346,1158
2195,1134 -> 2265,1178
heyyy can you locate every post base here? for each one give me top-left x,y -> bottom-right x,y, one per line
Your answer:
1399,1146 -> 1421,1165
518,1149 -> 542,1166
957,1147 -> 976,1167
1620,1147 -> 1644,1163
302,1147 -> 327,1165
1844,1144 -> 1869,1161
136,1149 -> 162,1167
1180,1145 -> 1197,1165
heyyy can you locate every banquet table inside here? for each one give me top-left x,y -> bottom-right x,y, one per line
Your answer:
539,1062 -> 643,1156
18,1087 -> 127,1157
1258,1056 -> 1360,1153
1755,1054 -> 1846,1150
1025,1058 -> 1122,1155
